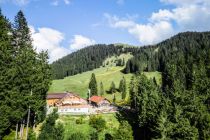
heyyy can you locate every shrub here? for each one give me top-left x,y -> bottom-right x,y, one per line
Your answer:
68,132 -> 86,140
89,115 -> 106,132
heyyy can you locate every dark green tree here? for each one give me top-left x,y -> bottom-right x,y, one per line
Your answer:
90,129 -> 99,140
89,73 -> 98,96
0,10 -> 51,138
28,129 -> 36,140
129,74 -> 163,139
113,94 -> 116,103
38,109 -> 64,140
99,82 -> 104,96
119,77 -> 126,99
0,9 -> 14,138
13,10 -> 51,127
114,121 -> 133,140
89,115 -> 106,132
109,81 -> 116,94
105,133 -> 114,140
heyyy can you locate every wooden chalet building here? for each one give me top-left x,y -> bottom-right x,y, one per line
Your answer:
89,96 -> 111,107
47,92 -> 90,114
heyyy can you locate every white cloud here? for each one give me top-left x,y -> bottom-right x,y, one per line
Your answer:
30,26 -> 95,63
105,0 -> 210,45
30,26 -> 70,63
51,0 -> 71,6
128,21 -> 174,45
150,9 -> 174,22
51,0 -> 58,6
151,2 -> 210,31
104,13 -> 135,28
105,13 -> 174,45
64,0 -> 70,5
69,35 -> 96,51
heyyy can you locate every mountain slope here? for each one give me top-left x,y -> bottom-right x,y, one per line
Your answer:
48,66 -> 161,102
125,31 -> 210,73
51,44 -> 139,79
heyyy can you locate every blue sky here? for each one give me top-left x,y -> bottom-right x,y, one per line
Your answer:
1,0 -> 210,62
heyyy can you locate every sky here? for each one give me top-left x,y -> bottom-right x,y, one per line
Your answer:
1,0 -> 210,62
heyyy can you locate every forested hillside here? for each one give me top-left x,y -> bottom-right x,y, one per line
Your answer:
51,44 -> 139,79
124,32 -> 210,74
126,32 -> 210,139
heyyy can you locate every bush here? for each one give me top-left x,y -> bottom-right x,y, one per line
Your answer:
90,129 -> 99,140
105,133 -> 114,140
89,115 -> 106,132
75,116 -> 84,124
28,129 -> 36,140
68,132 -> 86,140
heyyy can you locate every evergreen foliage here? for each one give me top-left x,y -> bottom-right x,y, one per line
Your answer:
105,133 -> 114,140
90,129 -> 99,140
109,81 -> 116,94
119,77 -> 126,99
125,32 -> 210,139
89,73 -> 98,96
38,109 -> 64,140
68,132 -> 86,140
0,10 -> 51,138
51,44 -> 139,79
89,115 -> 106,132
99,82 -> 104,96
114,121 -> 133,140
0,9 -> 14,138
113,94 -> 116,103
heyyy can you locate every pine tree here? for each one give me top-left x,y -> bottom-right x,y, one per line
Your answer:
12,10 -> 37,123
38,109 -> 61,140
109,81 -> 116,94
89,73 -> 98,96
0,9 -> 15,138
12,10 -> 51,130
0,10 -> 52,138
119,77 -> 126,99
113,94 -> 116,103
99,82 -> 104,96
114,121 -> 133,140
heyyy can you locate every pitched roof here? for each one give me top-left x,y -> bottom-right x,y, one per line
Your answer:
47,92 -> 85,100
89,96 -> 108,103
47,93 -> 67,99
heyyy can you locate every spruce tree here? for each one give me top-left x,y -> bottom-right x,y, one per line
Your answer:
13,10 -> 52,125
99,82 -> 104,96
119,77 -> 126,99
114,121 -> 133,140
89,73 -> 98,96
0,9 -> 51,138
12,10 -> 37,122
113,94 -> 116,103
0,10 -> 15,138
109,81 -> 116,94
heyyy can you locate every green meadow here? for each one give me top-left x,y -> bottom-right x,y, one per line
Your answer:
49,65 -> 161,103
58,114 -> 120,140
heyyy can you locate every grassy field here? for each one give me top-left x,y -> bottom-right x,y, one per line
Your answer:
49,65 -> 162,102
49,66 -> 133,101
49,53 -> 161,102
58,113 -> 120,140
